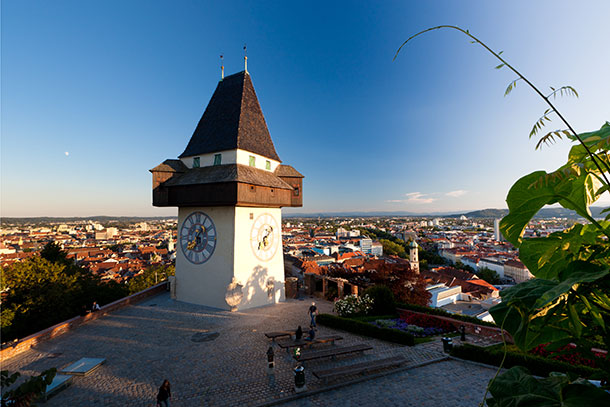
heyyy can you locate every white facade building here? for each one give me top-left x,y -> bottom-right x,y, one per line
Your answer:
479,257 -> 505,278
360,238 -> 373,254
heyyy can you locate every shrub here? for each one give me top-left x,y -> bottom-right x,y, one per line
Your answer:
364,285 -> 396,315
450,344 -> 604,379
333,294 -> 373,317
317,313 -> 415,346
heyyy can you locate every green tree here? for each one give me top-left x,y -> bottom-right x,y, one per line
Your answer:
379,239 -> 406,258
2,257 -> 81,339
1,256 -> 129,341
363,285 -> 396,315
476,267 -> 500,285
127,265 -> 175,295
455,260 -> 475,273
40,242 -> 71,266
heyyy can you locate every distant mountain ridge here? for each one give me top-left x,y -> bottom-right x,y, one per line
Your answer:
454,207 -> 606,219
1,216 -> 176,225
3,207 -> 607,222
284,206 -> 607,219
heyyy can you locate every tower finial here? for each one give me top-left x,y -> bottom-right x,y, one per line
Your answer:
243,44 -> 248,73
220,54 -> 224,80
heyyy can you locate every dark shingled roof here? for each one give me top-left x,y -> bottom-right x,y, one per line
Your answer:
179,71 -> 281,162
274,164 -> 304,178
149,159 -> 188,173
164,164 -> 292,189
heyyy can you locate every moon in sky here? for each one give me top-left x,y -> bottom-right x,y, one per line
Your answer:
65,152 -> 69,156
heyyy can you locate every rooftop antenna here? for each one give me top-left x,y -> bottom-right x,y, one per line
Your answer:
220,54 -> 224,80
243,44 -> 248,73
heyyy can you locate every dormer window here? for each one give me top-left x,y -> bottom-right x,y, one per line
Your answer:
265,160 -> 271,170
193,157 -> 200,168
214,154 -> 222,165
249,155 -> 256,167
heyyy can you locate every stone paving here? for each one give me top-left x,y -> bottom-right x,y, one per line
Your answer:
283,359 -> 496,407
2,293 -> 497,406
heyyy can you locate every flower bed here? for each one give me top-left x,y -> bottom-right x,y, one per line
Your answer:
317,314 -> 415,346
371,316 -> 455,338
529,343 -> 607,369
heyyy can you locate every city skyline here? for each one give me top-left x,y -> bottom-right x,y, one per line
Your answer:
2,1 -> 610,216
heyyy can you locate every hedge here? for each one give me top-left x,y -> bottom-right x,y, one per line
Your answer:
450,343 -> 605,379
396,302 -> 499,328
317,313 -> 415,346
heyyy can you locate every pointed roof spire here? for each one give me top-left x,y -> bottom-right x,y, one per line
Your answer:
179,71 -> 281,162
220,54 -> 224,80
243,44 -> 248,73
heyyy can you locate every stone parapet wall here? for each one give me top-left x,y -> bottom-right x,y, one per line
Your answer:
397,308 -> 513,343
0,282 -> 169,361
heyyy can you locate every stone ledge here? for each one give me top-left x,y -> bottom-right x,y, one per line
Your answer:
0,282 -> 168,361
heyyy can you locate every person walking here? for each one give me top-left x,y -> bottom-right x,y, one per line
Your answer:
156,379 -> 171,407
308,302 -> 318,328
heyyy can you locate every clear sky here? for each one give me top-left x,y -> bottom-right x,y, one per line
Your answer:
2,1 -> 609,217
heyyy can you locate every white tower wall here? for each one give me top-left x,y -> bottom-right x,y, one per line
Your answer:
176,206 -> 285,311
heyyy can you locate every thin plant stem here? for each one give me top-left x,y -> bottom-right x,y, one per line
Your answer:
394,25 -> 610,188
479,312 -> 510,407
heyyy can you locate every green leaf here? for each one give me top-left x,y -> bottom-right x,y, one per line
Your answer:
495,63 -> 505,69
490,266 -> 610,351
487,366 -> 610,407
518,223 -> 609,279
500,170 -> 595,246
490,279 -> 572,349
568,122 -> 610,153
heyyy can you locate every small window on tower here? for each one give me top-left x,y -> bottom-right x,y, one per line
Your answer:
294,187 -> 300,196
214,154 -> 222,165
249,155 -> 256,167
193,157 -> 200,168
265,160 -> 271,170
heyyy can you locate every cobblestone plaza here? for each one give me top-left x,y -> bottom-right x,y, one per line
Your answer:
2,293 -> 497,406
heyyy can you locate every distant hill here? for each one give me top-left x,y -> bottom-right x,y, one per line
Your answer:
452,207 -> 607,219
1,216 -> 176,225
285,206 -> 607,219
451,209 -> 508,218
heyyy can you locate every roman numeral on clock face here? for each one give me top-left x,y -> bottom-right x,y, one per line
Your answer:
180,211 -> 217,264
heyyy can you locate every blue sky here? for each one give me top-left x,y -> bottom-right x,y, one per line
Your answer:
2,1 -> 609,217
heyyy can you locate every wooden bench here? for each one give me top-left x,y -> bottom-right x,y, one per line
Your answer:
264,331 -> 296,340
277,335 -> 343,350
295,343 -> 372,362
312,356 -> 407,383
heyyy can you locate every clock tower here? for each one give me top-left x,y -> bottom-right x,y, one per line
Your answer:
150,70 -> 303,311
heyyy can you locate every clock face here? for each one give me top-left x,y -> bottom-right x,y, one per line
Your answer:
250,213 -> 280,262
180,211 -> 217,264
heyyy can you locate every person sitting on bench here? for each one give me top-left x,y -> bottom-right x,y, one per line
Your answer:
295,326 -> 303,341
305,327 -> 316,341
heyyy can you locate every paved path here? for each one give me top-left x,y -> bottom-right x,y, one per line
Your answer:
2,293 -> 496,406
282,359 -> 496,407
